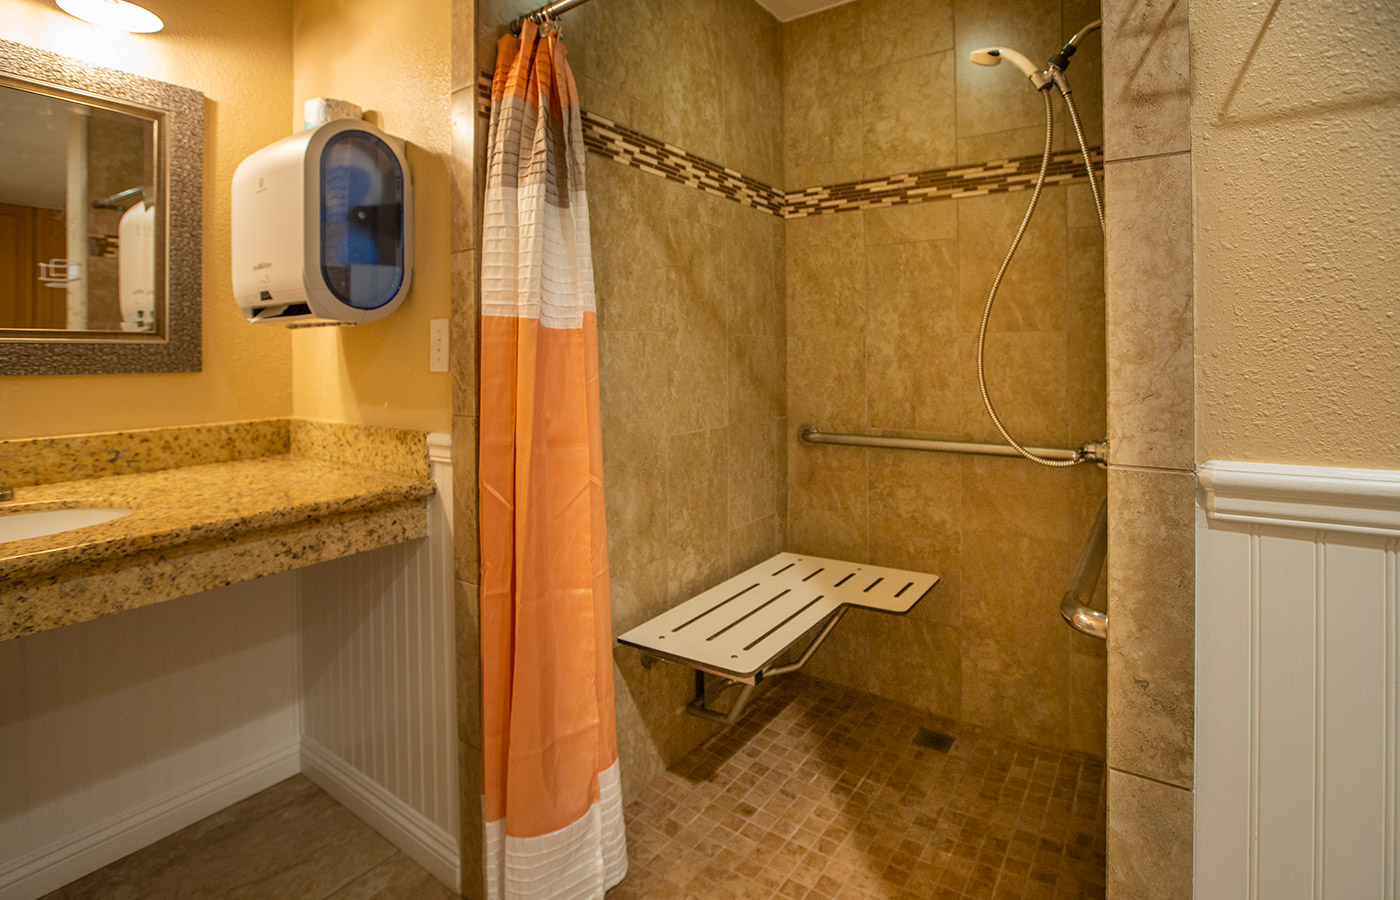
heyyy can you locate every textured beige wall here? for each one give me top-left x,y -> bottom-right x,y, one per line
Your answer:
1193,1 -> 1400,469
783,0 -> 1109,757
290,0 -> 453,435
0,0 -> 294,439
474,0 -> 788,803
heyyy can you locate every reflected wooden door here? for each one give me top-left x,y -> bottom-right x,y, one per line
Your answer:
0,201 -> 36,328
0,202 -> 69,330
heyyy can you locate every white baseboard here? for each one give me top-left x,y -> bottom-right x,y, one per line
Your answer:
0,739 -> 301,900
300,737 -> 461,894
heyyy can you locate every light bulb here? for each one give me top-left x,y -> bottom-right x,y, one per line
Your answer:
55,0 -> 164,36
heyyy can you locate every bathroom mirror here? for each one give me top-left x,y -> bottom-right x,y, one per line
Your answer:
0,39 -> 203,375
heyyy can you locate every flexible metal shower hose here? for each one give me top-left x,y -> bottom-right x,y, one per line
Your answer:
976,86 -> 1105,467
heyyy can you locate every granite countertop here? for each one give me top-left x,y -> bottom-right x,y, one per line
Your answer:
0,456 -> 435,584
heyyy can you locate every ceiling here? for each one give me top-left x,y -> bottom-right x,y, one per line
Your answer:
753,0 -> 855,22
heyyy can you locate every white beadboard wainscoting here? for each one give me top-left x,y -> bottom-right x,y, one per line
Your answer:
1197,461 -> 1400,900
299,432 -> 458,891
0,433 -> 457,900
0,575 -> 302,900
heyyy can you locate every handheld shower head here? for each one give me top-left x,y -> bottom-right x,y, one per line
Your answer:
970,46 -> 1051,89
970,46 -> 1039,77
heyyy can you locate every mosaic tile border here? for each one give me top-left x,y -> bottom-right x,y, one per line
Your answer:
781,149 -> 1102,219
477,74 -> 1103,220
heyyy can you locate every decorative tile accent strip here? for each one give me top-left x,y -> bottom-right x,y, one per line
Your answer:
582,114 -> 786,215
476,74 -> 1103,220
781,148 -> 1104,219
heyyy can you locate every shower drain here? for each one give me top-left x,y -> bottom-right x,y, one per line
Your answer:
912,726 -> 955,754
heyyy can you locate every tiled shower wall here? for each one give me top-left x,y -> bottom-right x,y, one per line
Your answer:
461,8 -> 1117,891
783,0 -> 1109,758
1098,0 -> 1195,897
471,0 -> 789,812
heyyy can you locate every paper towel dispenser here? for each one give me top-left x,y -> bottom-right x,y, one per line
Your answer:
232,119 -> 413,326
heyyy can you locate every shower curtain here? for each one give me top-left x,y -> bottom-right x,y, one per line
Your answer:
478,20 -> 627,900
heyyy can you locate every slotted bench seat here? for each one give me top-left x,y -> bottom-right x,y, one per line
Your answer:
616,552 -> 940,723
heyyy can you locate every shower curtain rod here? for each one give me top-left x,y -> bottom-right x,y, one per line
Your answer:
510,0 -> 593,33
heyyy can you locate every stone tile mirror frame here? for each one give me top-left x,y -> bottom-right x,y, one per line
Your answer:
0,39 -> 203,375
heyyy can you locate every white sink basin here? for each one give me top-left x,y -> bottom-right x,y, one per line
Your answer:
0,508 -> 135,544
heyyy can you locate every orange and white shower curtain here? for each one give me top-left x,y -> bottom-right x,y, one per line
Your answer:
478,20 -> 626,900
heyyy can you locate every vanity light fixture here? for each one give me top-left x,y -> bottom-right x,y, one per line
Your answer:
55,0 -> 164,37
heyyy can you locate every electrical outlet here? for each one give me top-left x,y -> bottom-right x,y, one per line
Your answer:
429,318 -> 448,372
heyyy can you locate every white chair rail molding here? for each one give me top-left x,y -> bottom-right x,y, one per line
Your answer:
1195,460 -> 1400,900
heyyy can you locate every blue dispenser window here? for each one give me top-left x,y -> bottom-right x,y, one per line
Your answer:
320,131 -> 405,310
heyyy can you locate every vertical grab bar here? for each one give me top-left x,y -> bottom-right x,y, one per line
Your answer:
1061,498 -> 1108,639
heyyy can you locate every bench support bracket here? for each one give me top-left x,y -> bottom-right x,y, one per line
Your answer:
683,608 -> 848,725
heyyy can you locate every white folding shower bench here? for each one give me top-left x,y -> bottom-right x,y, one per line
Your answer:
617,552 -> 940,724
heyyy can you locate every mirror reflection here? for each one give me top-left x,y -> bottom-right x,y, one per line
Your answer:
0,82 -> 159,334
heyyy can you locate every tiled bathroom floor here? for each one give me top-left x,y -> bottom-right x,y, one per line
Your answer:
610,675 -> 1107,900
41,776 -> 454,900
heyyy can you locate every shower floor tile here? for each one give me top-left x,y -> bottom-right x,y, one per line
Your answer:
608,675 -> 1106,900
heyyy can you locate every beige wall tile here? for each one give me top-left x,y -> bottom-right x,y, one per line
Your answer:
588,159 -> 671,333
598,331 -> 668,574
865,239 -> 961,434
665,216 -> 729,436
1107,769 -> 1193,899
956,124 -> 1046,165
611,642 -> 718,805
452,416 -> 479,582
787,213 -> 867,337
783,74 -> 866,186
960,330 -> 1070,447
1067,222 -> 1107,334
719,0 -> 784,186
862,50 -> 958,176
861,0 -> 955,66
866,449 -> 962,627
786,440 -> 869,560
806,611 -> 962,720
1101,0 -> 1189,161
727,205 -> 785,337
458,737 -> 484,899
579,76 -> 632,128
1069,650 -> 1108,757
782,2 -> 865,186
609,559 -> 718,803
789,334 -> 867,431
451,0 -> 475,94
609,558 -> 668,642
958,188 -> 1068,334
863,201 -> 958,246
450,250 -> 477,418
581,0 -> 667,113
450,87 -> 477,255
1105,154 -> 1193,470
729,513 -> 781,573
729,335 -> 782,529
455,580 -> 482,751
665,428 -> 730,603
1107,467 -> 1194,788
661,0 -> 726,164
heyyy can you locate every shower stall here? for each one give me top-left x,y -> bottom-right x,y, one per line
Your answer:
469,0 -> 1116,895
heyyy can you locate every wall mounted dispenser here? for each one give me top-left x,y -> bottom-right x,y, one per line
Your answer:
232,118 -> 413,326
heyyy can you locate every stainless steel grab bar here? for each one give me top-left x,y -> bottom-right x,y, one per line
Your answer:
1061,498 -> 1108,639
799,425 -> 1107,464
